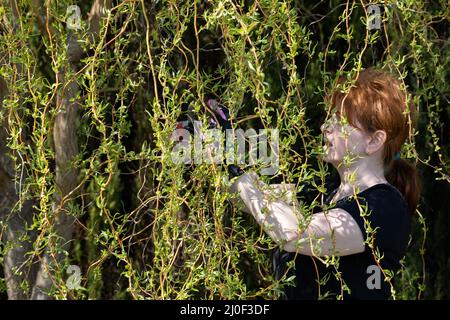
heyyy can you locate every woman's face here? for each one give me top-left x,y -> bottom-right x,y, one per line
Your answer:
320,112 -> 369,167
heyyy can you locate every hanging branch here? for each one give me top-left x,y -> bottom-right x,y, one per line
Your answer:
25,0 -> 112,300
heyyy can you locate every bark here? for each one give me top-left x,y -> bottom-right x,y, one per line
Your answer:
1,84 -> 37,299
0,0 -> 112,300
30,71 -> 81,300
1,188 -> 36,300
0,4 -> 38,298
30,0 -> 112,300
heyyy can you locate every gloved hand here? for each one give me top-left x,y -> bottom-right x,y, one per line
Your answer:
207,98 -> 232,130
228,164 -> 244,178
207,99 -> 244,179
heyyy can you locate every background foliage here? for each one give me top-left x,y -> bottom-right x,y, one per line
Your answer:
0,0 -> 448,299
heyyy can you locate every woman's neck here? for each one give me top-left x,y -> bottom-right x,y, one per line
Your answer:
333,158 -> 387,202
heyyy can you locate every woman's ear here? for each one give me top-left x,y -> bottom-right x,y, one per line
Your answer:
365,130 -> 387,155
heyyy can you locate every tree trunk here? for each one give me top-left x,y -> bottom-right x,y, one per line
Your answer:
1,53 -> 37,299
30,71 -> 81,299
29,0 -> 112,299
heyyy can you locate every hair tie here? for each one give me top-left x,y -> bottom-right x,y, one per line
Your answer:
394,152 -> 401,160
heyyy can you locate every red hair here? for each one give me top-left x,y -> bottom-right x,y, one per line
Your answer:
327,68 -> 421,215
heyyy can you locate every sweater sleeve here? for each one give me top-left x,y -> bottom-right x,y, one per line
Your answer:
230,171 -> 300,245
230,171 -> 366,256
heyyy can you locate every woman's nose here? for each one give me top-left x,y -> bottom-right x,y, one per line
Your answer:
321,122 -> 330,133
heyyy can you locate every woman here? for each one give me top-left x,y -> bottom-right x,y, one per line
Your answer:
226,68 -> 421,300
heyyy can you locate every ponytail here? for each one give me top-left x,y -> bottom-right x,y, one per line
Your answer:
328,68 -> 422,215
386,158 -> 421,216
